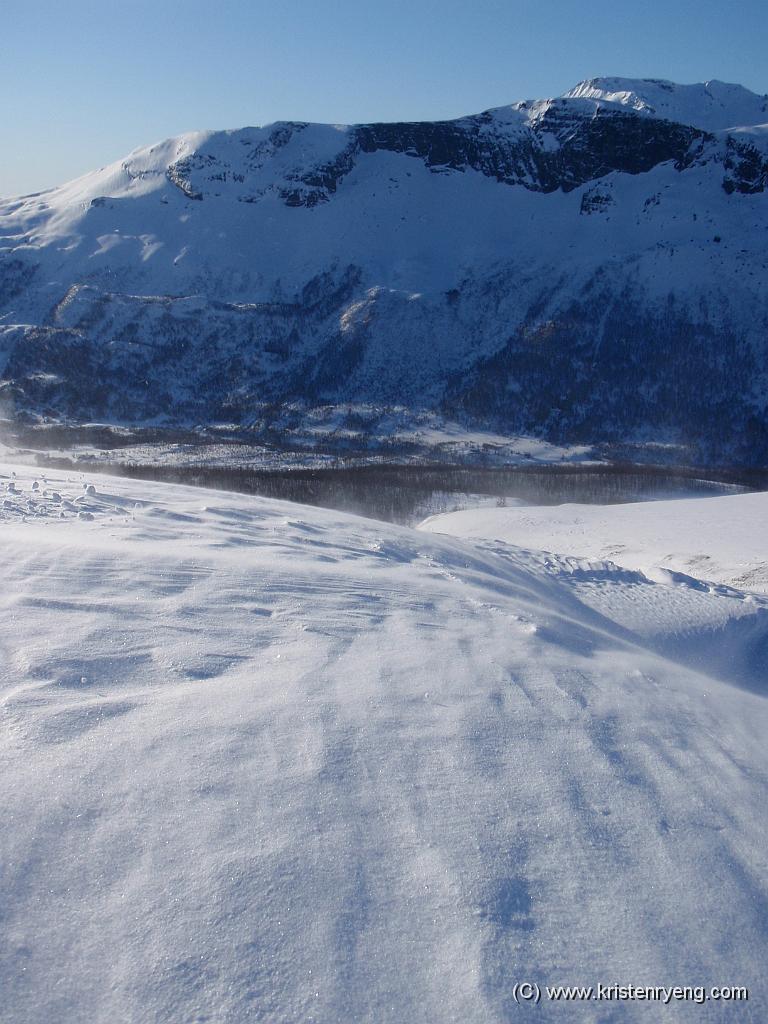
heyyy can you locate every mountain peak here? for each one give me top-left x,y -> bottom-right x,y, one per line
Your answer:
562,76 -> 768,131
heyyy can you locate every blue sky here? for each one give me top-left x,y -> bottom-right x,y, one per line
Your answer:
3,0 -> 767,197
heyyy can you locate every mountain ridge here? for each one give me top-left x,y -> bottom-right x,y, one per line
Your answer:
6,75 -> 768,206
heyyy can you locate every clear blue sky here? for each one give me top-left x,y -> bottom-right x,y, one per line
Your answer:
3,0 -> 767,197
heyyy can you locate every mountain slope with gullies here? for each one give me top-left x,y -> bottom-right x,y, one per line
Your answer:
1,77 -> 768,463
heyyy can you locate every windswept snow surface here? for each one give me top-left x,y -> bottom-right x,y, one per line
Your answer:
2,464 -> 768,1022
419,492 -> 768,594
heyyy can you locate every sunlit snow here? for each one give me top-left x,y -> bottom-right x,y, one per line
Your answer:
2,462 -> 767,1021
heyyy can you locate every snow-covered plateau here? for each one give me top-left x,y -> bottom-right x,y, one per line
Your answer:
2,461 -> 767,1022
2,76 -> 768,464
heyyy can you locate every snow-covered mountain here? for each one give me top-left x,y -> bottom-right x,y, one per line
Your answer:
2,77 -> 768,463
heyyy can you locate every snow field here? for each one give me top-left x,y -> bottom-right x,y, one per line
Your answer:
1,464 -> 767,1022
419,492 -> 768,593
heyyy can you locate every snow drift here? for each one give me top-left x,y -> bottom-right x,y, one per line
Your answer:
2,463 -> 767,1021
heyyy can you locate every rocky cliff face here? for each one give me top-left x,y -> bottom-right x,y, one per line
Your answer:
1,77 -> 768,464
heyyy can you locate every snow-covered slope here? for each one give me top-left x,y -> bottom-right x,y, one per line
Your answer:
563,77 -> 768,131
419,490 -> 768,592
2,464 -> 768,1021
2,77 -> 768,463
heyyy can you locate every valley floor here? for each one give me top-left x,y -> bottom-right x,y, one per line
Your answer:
1,463 -> 767,1022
